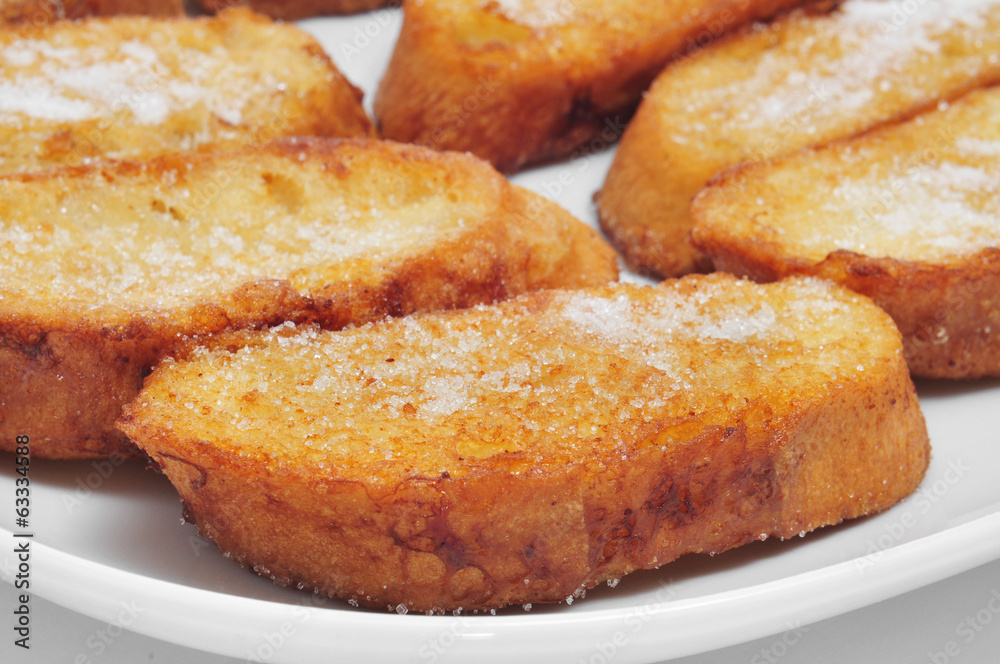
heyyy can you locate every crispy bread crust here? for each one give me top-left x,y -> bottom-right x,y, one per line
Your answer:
701,247 -> 1000,379
374,0 -> 802,173
120,276 -> 929,612
0,322 -> 169,458
0,0 -> 183,22
196,0 -> 390,19
691,84 -> 1000,379
0,9 -> 374,173
597,0 -> 1000,278
0,138 -> 617,458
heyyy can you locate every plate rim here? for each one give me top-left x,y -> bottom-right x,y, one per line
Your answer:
6,510 -> 1000,663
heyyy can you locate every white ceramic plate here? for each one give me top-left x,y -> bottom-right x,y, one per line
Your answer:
2,10 -> 1000,664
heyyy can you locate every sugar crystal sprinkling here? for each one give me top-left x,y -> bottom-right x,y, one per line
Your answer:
559,289 -> 778,347
728,87 -> 1000,262
0,34 -> 269,127
0,153 -> 476,311
667,0 -> 1000,145
821,161 -> 1000,259
162,278 -> 873,484
489,0 -> 579,29
956,137 -> 1000,157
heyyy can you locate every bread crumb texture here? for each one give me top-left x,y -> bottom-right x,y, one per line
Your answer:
668,0 -> 1000,146
0,144 -> 479,317
699,86 -> 1000,263
0,10 -> 369,172
138,276 -> 895,488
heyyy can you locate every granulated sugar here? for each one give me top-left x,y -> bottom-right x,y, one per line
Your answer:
662,0 -> 1000,157
155,277 -> 884,482
0,149 -> 480,313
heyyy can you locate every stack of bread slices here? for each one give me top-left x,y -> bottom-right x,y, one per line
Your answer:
9,0 -> 995,615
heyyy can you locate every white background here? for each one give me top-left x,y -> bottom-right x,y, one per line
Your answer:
3,5 -> 1000,664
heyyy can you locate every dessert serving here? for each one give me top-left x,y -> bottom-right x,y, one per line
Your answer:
0,0 -> 972,639
121,275 -> 929,612
692,84 -> 1000,379
598,0 -> 1000,277
0,0 -> 183,23
0,138 -> 617,459
0,8 -> 374,174
195,0 -> 392,20
375,0 -> 805,172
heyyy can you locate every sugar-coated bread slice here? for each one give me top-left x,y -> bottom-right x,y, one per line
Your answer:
0,8 -> 374,174
692,85 -> 1000,379
120,274 -> 929,613
196,0 -> 390,20
374,0 -> 804,173
598,0 -> 1000,278
0,138 -> 618,459
0,0 -> 183,23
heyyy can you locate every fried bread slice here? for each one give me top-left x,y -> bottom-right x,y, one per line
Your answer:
0,138 -> 618,459
120,274 -> 929,612
195,0 -> 390,20
374,0 -> 805,173
0,9 -> 373,174
1,0 -> 182,22
598,0 -> 1000,278
692,86 -> 1000,379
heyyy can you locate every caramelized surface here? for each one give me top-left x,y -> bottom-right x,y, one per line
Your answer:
0,0 -> 183,22
693,86 -> 1000,264
598,0 -> 1000,277
122,275 -> 929,611
135,277 -> 891,487
375,0 -> 802,172
196,0 -> 390,19
0,138 -> 617,458
0,9 -> 372,173
692,85 -> 1000,377
0,141 -> 493,321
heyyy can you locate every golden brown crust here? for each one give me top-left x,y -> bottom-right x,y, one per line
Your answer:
695,197 -> 1000,379
597,0 -> 1000,278
0,0 -> 183,23
196,0 -> 390,20
374,0 -> 803,173
597,90 -> 718,278
704,249 -> 1000,379
120,275 -> 929,612
0,322 -> 166,458
0,138 -> 617,459
0,9 -> 374,174
691,85 -> 1000,379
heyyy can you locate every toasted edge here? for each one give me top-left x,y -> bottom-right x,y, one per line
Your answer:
1,0 -> 184,23
196,0 -> 391,19
119,276 -> 930,611
374,0 -> 802,173
0,138 -> 617,458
